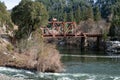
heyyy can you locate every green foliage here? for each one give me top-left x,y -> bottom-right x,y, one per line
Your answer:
63,12 -> 67,22
67,10 -> 74,21
0,1 -> 13,29
81,6 -> 94,20
93,7 -> 101,21
96,0 -> 115,19
74,6 -> 81,24
7,44 -> 14,51
36,0 -> 94,23
109,1 -> 120,37
87,6 -> 94,19
95,0 -> 120,38
102,30 -> 108,41
11,0 -> 49,39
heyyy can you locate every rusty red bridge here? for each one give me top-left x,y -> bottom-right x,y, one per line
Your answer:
40,21 -> 102,38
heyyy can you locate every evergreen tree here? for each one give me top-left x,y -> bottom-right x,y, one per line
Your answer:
63,12 -> 67,22
0,1 -> 13,28
93,6 -> 101,21
11,0 -> 48,39
75,6 -> 81,24
86,6 -> 94,19
68,10 -> 74,22
96,0 -> 114,19
110,1 -> 120,37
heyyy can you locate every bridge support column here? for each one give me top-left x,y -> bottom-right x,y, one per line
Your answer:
81,33 -> 88,51
81,37 -> 85,51
96,36 -> 101,50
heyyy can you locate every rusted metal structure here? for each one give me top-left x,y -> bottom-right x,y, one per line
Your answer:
40,21 -> 102,38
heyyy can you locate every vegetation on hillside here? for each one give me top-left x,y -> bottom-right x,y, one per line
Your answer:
0,1 -> 13,29
36,0 -> 120,39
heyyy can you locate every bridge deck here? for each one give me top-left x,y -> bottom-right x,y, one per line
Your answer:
42,33 -> 102,38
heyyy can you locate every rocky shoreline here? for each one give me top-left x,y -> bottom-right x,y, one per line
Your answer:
0,73 -> 31,80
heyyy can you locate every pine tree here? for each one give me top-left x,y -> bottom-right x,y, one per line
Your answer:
69,10 -> 74,22
84,5 -> 94,20
63,12 -> 67,22
110,1 -> 120,37
93,6 -> 101,21
75,6 -> 81,24
11,0 -> 49,39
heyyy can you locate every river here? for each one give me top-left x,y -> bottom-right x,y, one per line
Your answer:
0,47 -> 120,80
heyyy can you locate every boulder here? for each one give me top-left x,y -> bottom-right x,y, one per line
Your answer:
106,41 -> 120,54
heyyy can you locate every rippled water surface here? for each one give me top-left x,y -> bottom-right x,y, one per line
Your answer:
0,47 -> 120,80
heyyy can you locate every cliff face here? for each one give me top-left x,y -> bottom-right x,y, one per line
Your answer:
0,26 -> 63,72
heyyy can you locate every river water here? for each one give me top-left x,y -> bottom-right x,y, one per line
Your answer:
0,47 -> 120,80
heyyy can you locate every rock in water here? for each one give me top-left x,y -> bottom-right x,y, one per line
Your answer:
106,41 -> 120,54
